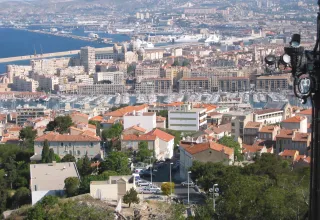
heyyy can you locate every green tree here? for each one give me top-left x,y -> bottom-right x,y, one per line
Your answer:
161,182 -> 175,197
136,141 -> 152,162
123,188 -> 140,208
4,156 -> 17,189
172,60 -> 180,66
89,120 -> 101,136
45,116 -> 73,134
64,177 -> 79,197
19,127 -> 37,149
77,153 -> 92,177
158,110 -> 168,127
100,151 -> 130,175
48,149 -> 55,163
218,136 -> 242,161
12,187 -> 31,208
54,154 -> 61,162
101,123 -> 123,140
61,154 -> 76,162
41,140 -> 50,163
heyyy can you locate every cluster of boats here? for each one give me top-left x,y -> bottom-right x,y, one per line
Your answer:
252,93 -> 267,103
268,93 -> 288,102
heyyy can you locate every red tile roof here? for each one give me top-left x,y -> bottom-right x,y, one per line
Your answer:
276,129 -> 295,139
259,125 -> 278,133
106,104 -> 148,117
180,77 -> 209,81
299,108 -> 312,115
292,132 -> 310,142
180,141 -> 234,157
282,116 -> 305,123
35,132 -> 100,142
123,125 -> 147,133
242,144 -> 264,153
147,129 -> 174,142
88,124 -> 96,129
122,134 -> 157,141
245,121 -> 262,129
90,115 -> 103,122
280,149 -> 299,157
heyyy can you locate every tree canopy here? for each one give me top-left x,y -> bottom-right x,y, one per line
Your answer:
190,154 -> 310,219
136,141 -> 152,162
45,115 -> 73,134
218,135 -> 242,161
123,188 -> 140,208
100,151 -> 130,175
61,154 -> 76,162
101,123 -> 123,140
64,177 -> 80,197
19,126 -> 37,149
161,182 -> 175,197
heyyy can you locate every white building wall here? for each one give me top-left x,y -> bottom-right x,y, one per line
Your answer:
254,111 -> 283,124
32,190 -> 64,205
123,114 -> 156,132
169,112 -> 199,131
179,147 -> 193,181
281,119 -> 307,133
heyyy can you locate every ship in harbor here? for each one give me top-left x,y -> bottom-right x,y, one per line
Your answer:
174,34 -> 204,43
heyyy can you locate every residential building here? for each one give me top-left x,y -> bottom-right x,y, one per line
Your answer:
168,104 -> 207,131
105,104 -> 148,118
296,108 -> 312,123
30,162 -> 80,205
78,84 -> 125,95
218,77 -> 250,92
275,129 -> 311,154
253,108 -> 284,124
258,125 -> 280,141
122,125 -> 146,135
205,123 -> 231,140
135,78 -> 172,94
90,175 -> 135,202
156,116 -> 166,129
179,77 -> 210,93
255,74 -> 292,91
13,76 -> 39,92
123,112 -> 156,132
31,58 -> 70,74
70,112 -> 89,125
16,104 -> 50,125
281,116 -> 307,133
135,65 -> 160,82
34,132 -> 102,160
121,128 -> 174,160
80,47 -> 96,74
7,65 -> 32,83
279,150 -> 300,162
179,141 -> 234,180
223,111 -> 253,142
31,73 -> 59,91
243,121 -> 263,145
242,141 -> 269,161
94,72 -> 124,84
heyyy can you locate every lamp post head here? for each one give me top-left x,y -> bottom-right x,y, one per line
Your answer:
290,34 -> 301,48
214,183 -> 218,187
188,171 -> 192,174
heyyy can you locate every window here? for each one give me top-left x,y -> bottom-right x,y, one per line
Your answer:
77,150 -> 81,155
231,122 -> 235,126
90,142 -> 94,147
61,142 -> 63,147
69,143 -> 71,147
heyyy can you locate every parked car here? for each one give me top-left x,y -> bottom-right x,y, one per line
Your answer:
139,188 -> 154,194
147,195 -> 163,200
137,180 -> 152,187
181,181 -> 195,187
142,186 -> 162,194
134,168 -> 144,174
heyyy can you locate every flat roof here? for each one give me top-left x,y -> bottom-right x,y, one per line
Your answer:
30,162 -> 79,192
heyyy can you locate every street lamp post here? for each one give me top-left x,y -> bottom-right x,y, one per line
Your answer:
212,184 -> 218,212
264,3 -> 320,218
150,157 -> 153,185
188,171 -> 191,205
170,162 -> 173,196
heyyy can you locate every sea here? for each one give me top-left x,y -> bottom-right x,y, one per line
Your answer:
0,28 -> 130,73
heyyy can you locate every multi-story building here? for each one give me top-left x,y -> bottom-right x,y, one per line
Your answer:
258,125 -> 280,141
222,111 -> 253,142
168,104 -> 207,131
281,116 -> 308,133
57,66 -> 86,77
135,65 -> 160,82
275,129 -> 311,154
243,121 -> 263,145
78,84 -> 125,95
254,108 -> 284,124
184,8 -> 217,14
32,73 -> 59,91
123,112 -> 156,132
255,74 -> 292,92
31,58 -> 70,74
179,141 -> 233,180
179,77 -> 210,93
13,76 -> 39,92
218,77 -> 250,92
34,132 -> 102,160
74,74 -> 94,85
135,78 -> 172,94
94,72 -> 124,84
7,65 -> 32,83
17,104 -> 50,125
80,47 -> 96,74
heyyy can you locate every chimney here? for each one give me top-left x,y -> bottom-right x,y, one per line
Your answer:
53,161 -> 56,166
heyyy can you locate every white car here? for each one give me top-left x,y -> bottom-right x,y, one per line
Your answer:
181,181 -> 195,187
137,180 -> 152,187
139,188 -> 154,194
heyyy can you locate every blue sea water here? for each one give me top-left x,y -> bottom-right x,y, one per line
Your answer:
0,28 -> 130,73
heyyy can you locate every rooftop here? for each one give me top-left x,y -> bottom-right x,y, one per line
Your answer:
35,132 -> 101,142
254,108 -> 282,115
245,121 -> 262,129
282,116 -> 306,123
180,141 -> 234,157
30,162 -> 79,191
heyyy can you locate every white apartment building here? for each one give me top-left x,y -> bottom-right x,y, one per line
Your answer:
13,76 -> 39,92
168,104 -> 207,131
135,65 -> 160,82
75,74 -> 94,85
16,104 -> 50,125
80,47 -> 96,74
32,73 -> 59,91
7,65 -> 32,83
123,112 -> 156,132
281,116 -> 308,133
31,58 -> 70,74
94,71 -> 124,84
57,66 -> 86,77
254,109 -> 284,124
